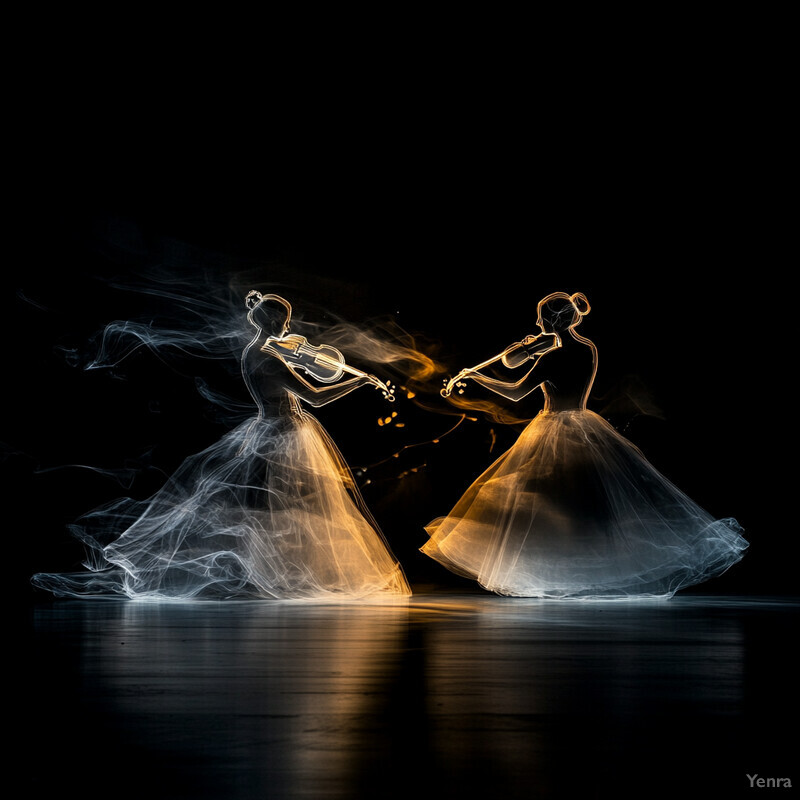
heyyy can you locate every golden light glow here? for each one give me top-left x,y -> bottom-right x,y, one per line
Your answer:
423,292 -> 747,599
32,291 -> 412,601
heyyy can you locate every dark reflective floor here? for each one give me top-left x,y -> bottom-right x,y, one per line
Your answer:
24,591 -> 798,799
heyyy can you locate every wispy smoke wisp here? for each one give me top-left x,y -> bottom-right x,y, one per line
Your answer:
30,266 -> 422,601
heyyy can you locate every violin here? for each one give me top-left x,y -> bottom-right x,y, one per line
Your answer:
441,332 -> 558,398
263,334 -> 396,401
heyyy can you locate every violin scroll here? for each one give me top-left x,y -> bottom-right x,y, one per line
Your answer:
441,370 -> 469,398
368,375 -> 396,402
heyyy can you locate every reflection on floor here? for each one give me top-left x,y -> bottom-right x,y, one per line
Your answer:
25,591 -> 798,799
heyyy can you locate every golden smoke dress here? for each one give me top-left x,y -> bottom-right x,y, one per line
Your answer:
33,298 -> 410,601
423,316 -> 747,599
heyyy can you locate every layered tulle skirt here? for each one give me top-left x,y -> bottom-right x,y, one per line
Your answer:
33,410 -> 410,600
422,410 -> 747,599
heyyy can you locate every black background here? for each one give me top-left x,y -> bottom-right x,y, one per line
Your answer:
8,32 -> 796,800
7,66 -> 792,601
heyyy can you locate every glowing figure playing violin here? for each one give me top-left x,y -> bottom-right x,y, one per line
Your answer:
32,292 -> 410,600
423,292 -> 747,599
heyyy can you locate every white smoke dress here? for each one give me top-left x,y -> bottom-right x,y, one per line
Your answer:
423,304 -> 747,599
33,301 -> 410,601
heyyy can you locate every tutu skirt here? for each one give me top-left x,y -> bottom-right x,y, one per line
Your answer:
422,410 -> 747,598
33,410 -> 410,600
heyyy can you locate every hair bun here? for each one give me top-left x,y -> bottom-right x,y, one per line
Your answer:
245,290 -> 263,310
571,292 -> 591,316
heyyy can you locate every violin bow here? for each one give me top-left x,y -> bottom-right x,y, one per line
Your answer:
263,336 -> 396,401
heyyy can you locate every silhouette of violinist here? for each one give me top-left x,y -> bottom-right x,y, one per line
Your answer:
424,291 -> 747,599
32,290 -> 410,600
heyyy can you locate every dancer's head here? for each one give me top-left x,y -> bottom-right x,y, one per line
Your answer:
246,291 -> 292,337
537,292 -> 591,334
